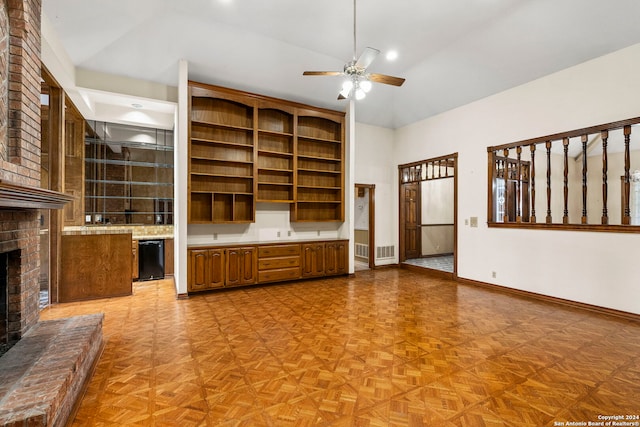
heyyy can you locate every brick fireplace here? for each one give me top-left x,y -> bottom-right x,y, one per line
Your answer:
0,1 -> 105,426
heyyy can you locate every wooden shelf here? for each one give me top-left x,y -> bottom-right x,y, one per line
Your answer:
188,81 -> 344,223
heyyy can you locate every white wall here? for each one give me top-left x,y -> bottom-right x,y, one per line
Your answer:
393,43 -> 640,315
353,122 -> 396,266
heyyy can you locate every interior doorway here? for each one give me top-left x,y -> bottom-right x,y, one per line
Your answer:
399,154 -> 457,278
354,184 -> 375,271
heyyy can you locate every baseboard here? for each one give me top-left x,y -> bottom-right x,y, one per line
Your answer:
456,276 -> 640,322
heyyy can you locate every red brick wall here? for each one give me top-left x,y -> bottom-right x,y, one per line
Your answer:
0,0 -> 43,342
3,0 -> 41,187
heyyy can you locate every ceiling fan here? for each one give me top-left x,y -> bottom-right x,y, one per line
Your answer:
302,0 -> 406,100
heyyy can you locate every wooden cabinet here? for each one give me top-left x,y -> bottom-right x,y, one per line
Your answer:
291,110 -> 344,222
226,247 -> 257,287
187,240 -> 348,293
132,240 -> 139,280
258,244 -> 301,283
188,81 -> 344,224
301,242 -> 325,278
325,240 -> 348,276
189,85 -> 255,224
188,248 -> 225,292
257,103 -> 295,203
164,238 -> 174,277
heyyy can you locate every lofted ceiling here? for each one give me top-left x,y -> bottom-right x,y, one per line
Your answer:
42,0 -> 640,129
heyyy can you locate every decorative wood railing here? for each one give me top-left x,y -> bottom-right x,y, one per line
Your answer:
400,153 -> 457,183
487,116 -> 640,232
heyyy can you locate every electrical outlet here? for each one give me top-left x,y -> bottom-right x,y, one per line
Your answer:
277,231 -> 281,238
317,230 -> 320,236
492,271 -> 497,278
470,217 -> 478,228
465,218 -> 469,226
287,230 -> 291,237
213,233 -> 218,240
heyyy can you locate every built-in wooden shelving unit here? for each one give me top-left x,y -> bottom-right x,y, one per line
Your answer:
188,81 -> 345,223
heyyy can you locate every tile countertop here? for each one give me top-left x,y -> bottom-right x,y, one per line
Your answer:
63,225 -> 174,241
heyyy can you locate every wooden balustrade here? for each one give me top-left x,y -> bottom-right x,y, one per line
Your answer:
487,116 -> 640,233
400,153 -> 457,183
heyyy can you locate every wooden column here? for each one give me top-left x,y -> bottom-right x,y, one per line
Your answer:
48,86 -> 66,304
503,148 -> 509,222
581,134 -> 588,224
623,125 -> 631,225
562,137 -> 569,225
546,141 -> 552,224
601,130 -> 609,225
516,146 -> 522,222
530,144 -> 536,223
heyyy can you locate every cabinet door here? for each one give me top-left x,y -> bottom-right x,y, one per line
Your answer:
226,247 -> 257,287
188,249 -> 225,292
325,241 -> 347,276
208,249 -> 226,288
301,243 -> 324,277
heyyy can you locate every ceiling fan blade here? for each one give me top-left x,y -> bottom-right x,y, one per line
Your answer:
369,73 -> 406,87
303,71 -> 343,76
338,93 -> 347,100
355,47 -> 380,70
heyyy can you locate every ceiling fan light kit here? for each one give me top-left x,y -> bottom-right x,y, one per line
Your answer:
303,0 -> 405,101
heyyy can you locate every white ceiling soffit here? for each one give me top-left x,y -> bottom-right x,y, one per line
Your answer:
42,0 -> 640,129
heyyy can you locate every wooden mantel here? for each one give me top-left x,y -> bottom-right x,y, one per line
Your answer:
0,179 -> 74,210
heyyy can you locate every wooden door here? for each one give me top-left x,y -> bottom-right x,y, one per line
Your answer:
226,247 -> 256,287
325,241 -> 347,276
301,243 -> 324,277
402,183 -> 421,260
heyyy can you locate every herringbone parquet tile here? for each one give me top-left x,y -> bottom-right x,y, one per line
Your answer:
40,268 -> 640,426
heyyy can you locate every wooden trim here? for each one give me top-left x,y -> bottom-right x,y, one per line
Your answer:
487,221 -> 640,233
355,183 -> 375,269
0,180 -> 74,209
487,115 -> 640,152
456,276 -> 640,322
189,80 -> 346,119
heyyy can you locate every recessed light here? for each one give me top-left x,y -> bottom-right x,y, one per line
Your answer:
385,50 -> 398,61
131,103 -> 143,109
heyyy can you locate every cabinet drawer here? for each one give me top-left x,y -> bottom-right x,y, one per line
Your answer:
258,256 -> 300,271
258,244 -> 300,258
258,267 -> 301,283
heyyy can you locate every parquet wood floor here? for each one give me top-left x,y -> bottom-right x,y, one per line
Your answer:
40,268 -> 640,426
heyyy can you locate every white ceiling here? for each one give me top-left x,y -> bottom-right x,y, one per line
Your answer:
42,0 -> 640,129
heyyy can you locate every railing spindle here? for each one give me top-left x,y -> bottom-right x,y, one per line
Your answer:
516,146 -> 522,222
530,144 -> 536,223
601,130 -> 609,225
623,125 -> 631,225
581,134 -> 588,224
563,137 -> 569,225
503,148 -> 509,222
546,141 -> 552,223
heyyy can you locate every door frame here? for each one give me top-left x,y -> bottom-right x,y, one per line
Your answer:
398,153 -> 458,278
355,183 -> 375,269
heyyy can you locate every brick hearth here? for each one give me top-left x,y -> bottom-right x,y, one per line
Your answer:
0,314 -> 103,427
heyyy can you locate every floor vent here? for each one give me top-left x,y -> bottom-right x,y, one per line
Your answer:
355,243 -> 369,258
376,245 -> 395,259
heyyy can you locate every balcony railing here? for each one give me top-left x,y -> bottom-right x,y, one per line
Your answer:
487,116 -> 640,232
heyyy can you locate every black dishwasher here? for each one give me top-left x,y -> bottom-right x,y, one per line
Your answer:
138,240 -> 164,281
